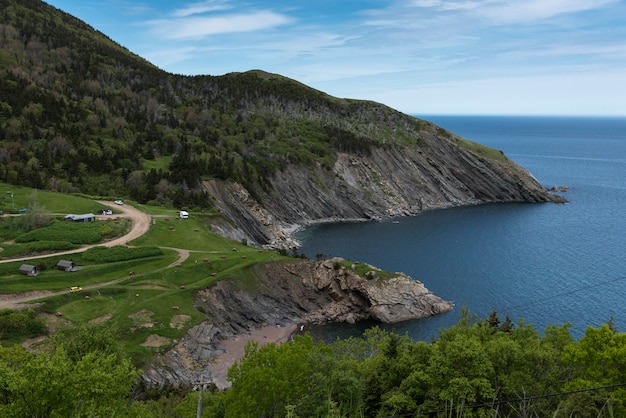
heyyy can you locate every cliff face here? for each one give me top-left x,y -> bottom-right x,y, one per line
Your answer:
142,258 -> 452,386
199,258 -> 453,330
3,1 -> 563,218
205,132 -> 564,247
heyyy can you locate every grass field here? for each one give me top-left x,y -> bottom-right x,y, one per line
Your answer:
0,183 -> 110,214
0,184 -> 291,364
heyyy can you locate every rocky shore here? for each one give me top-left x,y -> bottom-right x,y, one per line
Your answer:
145,125 -> 565,389
142,258 -> 452,388
204,144 -> 566,249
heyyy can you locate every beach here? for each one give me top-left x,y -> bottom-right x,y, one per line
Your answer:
209,323 -> 299,389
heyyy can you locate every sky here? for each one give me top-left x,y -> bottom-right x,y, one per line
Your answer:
44,0 -> 626,116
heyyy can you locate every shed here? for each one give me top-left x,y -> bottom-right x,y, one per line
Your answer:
64,213 -> 96,222
57,260 -> 76,272
19,264 -> 40,276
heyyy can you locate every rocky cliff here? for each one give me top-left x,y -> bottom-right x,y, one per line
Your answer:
199,258 -> 453,329
142,258 -> 452,386
144,117 -> 566,388
204,130 -> 564,248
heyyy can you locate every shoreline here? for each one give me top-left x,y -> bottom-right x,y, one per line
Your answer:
208,323 -> 299,389
279,216 -> 379,247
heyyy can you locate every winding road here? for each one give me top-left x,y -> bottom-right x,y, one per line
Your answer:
0,202 -> 189,310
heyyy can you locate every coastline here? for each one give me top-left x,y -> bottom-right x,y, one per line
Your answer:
280,216 -> 379,247
209,323 -> 299,389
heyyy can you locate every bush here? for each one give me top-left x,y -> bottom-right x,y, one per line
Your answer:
25,241 -> 79,252
0,309 -> 46,341
16,221 -> 103,244
82,245 -> 163,262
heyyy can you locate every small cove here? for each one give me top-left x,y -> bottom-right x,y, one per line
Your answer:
297,116 -> 626,341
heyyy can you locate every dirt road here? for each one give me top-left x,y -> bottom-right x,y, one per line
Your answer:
95,201 -> 152,246
1,202 -> 296,385
0,202 -> 161,310
0,201 -> 152,265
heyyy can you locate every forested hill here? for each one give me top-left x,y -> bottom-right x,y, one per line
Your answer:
0,0 -> 421,201
1,0 -> 561,239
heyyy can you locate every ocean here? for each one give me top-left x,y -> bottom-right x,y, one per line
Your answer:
297,116 -> 626,341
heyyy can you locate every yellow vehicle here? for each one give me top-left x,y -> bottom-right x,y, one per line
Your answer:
69,286 -> 82,293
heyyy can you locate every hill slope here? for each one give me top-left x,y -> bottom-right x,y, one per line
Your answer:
0,0 -> 563,246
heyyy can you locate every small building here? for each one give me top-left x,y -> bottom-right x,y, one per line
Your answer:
19,264 -> 40,276
64,213 -> 96,222
57,260 -> 76,272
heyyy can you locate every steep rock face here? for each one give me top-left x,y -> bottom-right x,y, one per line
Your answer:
200,258 -> 453,330
142,258 -> 452,386
205,135 -> 564,247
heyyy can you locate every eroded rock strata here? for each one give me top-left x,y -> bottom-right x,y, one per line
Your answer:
142,258 -> 452,386
205,142 -> 565,248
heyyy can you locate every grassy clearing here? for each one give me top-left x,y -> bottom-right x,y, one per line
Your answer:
130,204 -> 178,216
334,259 -> 397,281
0,217 -> 131,259
454,137 -> 508,163
131,214 -> 244,251
142,156 -> 172,171
0,254 -> 177,293
0,184 -> 294,368
0,184 -> 396,371
0,182 -> 108,214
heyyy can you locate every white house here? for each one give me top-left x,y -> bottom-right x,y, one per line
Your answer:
64,213 -> 96,222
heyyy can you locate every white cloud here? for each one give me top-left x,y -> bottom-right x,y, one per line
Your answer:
143,46 -> 199,69
410,0 -> 494,11
172,1 -> 232,18
149,11 -> 292,39
411,0 -> 440,6
484,0 -> 618,23
410,0 -> 617,22
361,69 -> 626,115
61,0 -> 623,115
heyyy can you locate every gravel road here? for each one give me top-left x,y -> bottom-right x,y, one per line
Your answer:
0,201 -> 157,310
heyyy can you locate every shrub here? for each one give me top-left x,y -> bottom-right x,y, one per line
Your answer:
16,221 -> 103,244
82,246 -> 163,262
26,241 -> 79,252
0,309 -> 46,341
98,223 -> 114,236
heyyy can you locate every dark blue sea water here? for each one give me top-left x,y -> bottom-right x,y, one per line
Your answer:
297,116 -> 626,341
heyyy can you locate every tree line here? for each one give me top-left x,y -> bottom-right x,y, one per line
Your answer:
0,0 -> 436,209
2,309 -> 625,417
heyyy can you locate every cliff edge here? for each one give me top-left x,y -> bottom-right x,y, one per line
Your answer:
205,130 -> 565,248
142,258 -> 452,386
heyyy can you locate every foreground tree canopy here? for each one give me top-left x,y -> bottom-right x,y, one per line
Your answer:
0,323 -> 137,417
2,310 -> 626,417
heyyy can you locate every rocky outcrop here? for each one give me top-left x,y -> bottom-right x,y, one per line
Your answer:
204,132 -> 565,248
141,258 -> 452,386
146,122 -> 563,387
199,258 -> 452,331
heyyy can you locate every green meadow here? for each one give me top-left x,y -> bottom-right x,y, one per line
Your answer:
0,184 -> 110,215
0,184 -> 289,364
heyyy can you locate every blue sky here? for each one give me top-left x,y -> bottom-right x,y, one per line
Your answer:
45,0 -> 626,116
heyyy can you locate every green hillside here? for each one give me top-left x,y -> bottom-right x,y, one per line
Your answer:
0,0 -> 446,209
2,2 -> 614,417
0,183 -> 289,360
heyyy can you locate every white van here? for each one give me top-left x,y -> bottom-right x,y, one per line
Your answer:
179,210 -> 189,219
